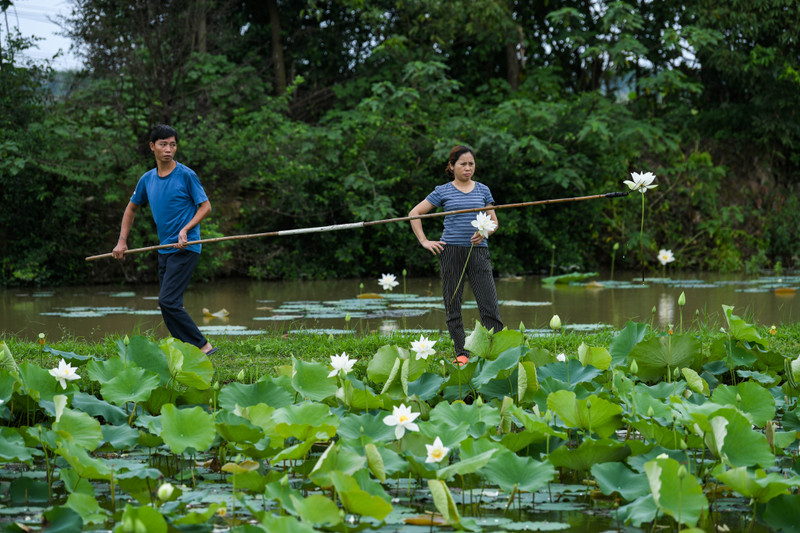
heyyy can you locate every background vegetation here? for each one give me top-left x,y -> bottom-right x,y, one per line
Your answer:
2,0 -> 799,286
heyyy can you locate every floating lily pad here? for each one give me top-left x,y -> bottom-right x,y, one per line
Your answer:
198,325 -> 267,335
109,292 -> 136,298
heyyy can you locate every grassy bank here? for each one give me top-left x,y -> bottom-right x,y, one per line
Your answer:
4,320 -> 800,386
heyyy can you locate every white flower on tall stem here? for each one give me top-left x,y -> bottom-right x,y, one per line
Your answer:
450,212 -> 497,305
657,249 -> 675,266
378,273 -> 399,291
623,171 -> 657,282
470,211 -> 497,239
556,353 -> 566,362
328,352 -> 356,378
623,171 -> 657,194
383,403 -> 420,439
425,436 -> 450,463
49,359 -> 80,389
410,335 -> 436,360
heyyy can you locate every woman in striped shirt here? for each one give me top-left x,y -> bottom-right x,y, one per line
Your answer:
409,145 -> 504,365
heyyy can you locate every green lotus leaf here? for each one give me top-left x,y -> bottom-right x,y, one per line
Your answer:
0,342 -> 19,375
336,412 -> 396,444
160,403 -> 216,454
123,335 -> 171,384
243,404 -> 284,448
485,329 -> 527,361
407,373 -> 446,401
481,449 -> 555,493
542,271 -> 598,285
215,410 -> 265,444
710,338 -> 756,368
536,359 -> 603,386
711,381 -> 775,427
86,357 -> 126,384
708,410 -> 774,468
9,476 -> 49,505
56,440 -> 112,480
420,421 -> 470,450
464,320 -> 492,358
219,379 -> 294,410
609,321 -> 648,367
627,333 -> 702,382
716,466 -> 800,503
43,345 -> 95,365
471,345 -> 524,388
172,503 -> 224,526
259,514 -> 318,533
310,443 -> 367,488
365,443 -> 386,482
291,357 -> 338,401
161,338 -> 214,390
367,344 -> 424,384
617,494 -> 659,527
644,455 -> 708,527
429,400 -> 500,439
547,390 -> 623,438
53,408 -> 103,450
273,438 -> 318,462
632,387 -> 673,420
517,361 -> 539,405
548,438 -> 631,471
681,368 -> 709,395
428,478 -> 462,528
578,343 -> 612,370
116,468 -> 166,505
591,462 -> 651,501
510,405 -> 568,440
763,494 -> 800,532
65,492 -> 109,525
100,366 -> 160,406
331,470 -> 392,520
290,493 -> 343,527
272,401 -> 339,441
42,505 -> 83,533
71,392 -> 128,425
117,503 -> 167,533
631,419 -> 698,450
436,448 -> 498,480
0,427 -> 35,463
19,361 -> 64,402
722,304 -> 763,345
99,425 -> 140,450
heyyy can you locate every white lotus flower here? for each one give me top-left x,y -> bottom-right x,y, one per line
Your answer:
556,353 -> 566,362
549,314 -> 561,330
470,211 -> 497,239
425,436 -> 450,463
49,359 -> 80,390
657,249 -> 675,266
410,335 -> 436,360
383,403 -> 420,439
157,482 -> 175,500
378,273 -> 399,291
328,352 -> 356,378
623,171 -> 657,194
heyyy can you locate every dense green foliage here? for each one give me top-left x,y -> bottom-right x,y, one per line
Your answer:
1,0 -> 799,286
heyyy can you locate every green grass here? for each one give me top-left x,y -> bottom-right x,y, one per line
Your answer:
4,321 -> 800,387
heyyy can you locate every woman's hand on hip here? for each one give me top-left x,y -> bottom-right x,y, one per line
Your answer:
421,239 -> 445,255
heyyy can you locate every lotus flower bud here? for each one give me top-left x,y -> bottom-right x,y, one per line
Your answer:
677,465 -> 687,479
647,406 -> 655,417
236,369 -> 245,381
613,242 -> 620,251
630,360 -> 639,375
679,439 -> 688,450
652,306 -> 657,315
157,483 -> 174,501
678,292 -> 686,307
475,396 -> 483,407
345,313 -> 351,324
549,315 -> 561,331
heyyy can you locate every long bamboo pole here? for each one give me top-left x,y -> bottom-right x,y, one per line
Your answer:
85,191 -> 628,261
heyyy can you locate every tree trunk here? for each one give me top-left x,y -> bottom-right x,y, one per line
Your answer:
267,0 -> 286,94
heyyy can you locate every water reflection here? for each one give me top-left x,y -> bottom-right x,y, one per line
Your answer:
2,272 -> 798,341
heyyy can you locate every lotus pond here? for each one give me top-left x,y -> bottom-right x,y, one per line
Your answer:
2,300 -> 800,532
3,272 -> 799,341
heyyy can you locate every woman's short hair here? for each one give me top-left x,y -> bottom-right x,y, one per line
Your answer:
446,145 -> 475,176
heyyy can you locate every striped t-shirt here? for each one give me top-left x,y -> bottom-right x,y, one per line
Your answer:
426,181 -> 495,247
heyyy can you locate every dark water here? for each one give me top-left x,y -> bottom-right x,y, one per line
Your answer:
1,272 -> 798,342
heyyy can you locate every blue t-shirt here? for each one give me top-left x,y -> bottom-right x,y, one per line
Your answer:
130,162 -> 208,254
426,181 -> 495,247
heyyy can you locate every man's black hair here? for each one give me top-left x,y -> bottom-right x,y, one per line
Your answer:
150,124 -> 178,143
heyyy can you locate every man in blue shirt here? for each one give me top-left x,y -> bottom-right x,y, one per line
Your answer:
111,124 -> 216,355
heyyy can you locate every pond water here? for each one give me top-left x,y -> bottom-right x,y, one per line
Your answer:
2,272 -> 798,341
